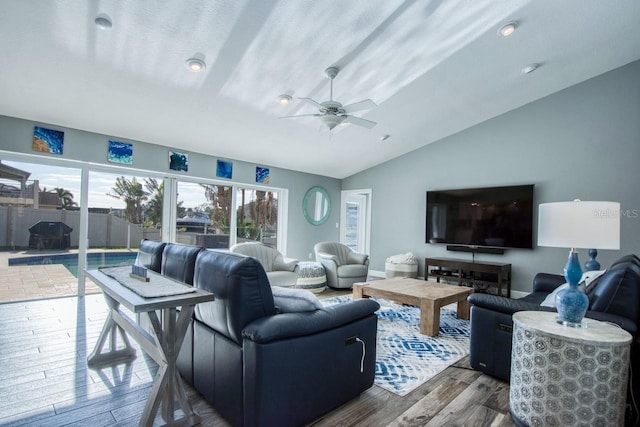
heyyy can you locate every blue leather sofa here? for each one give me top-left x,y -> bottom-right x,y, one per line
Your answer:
468,254 -> 640,381
135,239 -> 166,273
136,240 -> 380,427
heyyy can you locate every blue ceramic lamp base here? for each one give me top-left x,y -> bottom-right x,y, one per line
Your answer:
584,248 -> 601,271
555,250 -> 589,327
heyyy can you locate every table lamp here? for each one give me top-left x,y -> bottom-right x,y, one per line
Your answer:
537,200 -> 620,326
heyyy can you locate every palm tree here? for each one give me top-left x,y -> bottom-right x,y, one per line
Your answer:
54,187 -> 77,209
201,184 -> 232,234
107,176 -> 148,224
144,178 -> 163,227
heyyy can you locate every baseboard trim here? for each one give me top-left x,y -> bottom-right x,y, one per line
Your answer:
368,269 -> 385,278
370,269 -> 426,280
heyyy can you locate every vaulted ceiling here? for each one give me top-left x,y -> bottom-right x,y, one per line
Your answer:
1,1 -> 639,178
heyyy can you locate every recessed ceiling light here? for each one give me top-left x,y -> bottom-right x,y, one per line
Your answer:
498,21 -> 518,37
277,94 -> 292,105
522,63 -> 540,74
185,53 -> 206,72
95,14 -> 112,30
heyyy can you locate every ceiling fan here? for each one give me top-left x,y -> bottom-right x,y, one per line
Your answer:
281,67 -> 377,130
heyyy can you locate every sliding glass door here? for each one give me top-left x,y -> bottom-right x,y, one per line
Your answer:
0,155 -> 288,300
0,159 -> 82,301
235,187 -> 279,248
176,180 -> 232,249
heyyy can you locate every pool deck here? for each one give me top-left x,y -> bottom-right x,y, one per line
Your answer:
0,249 -> 136,303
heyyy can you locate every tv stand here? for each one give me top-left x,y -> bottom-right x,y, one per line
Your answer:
425,257 -> 511,298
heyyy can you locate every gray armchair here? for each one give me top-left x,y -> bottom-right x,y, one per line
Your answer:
230,242 -> 299,287
314,241 -> 369,289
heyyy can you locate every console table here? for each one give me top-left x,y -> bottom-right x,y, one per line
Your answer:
85,267 -> 214,427
510,311 -> 631,426
425,257 -> 511,297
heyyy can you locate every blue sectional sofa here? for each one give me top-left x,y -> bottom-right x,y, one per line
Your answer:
135,240 -> 380,427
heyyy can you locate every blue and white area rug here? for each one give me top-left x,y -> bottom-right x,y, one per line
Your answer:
323,296 -> 470,396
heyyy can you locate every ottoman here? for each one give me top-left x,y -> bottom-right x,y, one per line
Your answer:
295,261 -> 327,294
385,252 -> 418,278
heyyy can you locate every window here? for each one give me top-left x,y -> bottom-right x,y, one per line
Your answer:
88,172 -> 164,248
176,181 -> 232,249
235,187 -> 278,248
1,157 -> 288,300
0,159 -> 82,301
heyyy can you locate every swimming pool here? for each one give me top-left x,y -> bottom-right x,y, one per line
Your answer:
8,251 -> 138,277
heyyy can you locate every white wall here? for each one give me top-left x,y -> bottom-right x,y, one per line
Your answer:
343,59 -> 640,292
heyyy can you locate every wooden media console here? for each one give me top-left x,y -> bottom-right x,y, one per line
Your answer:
425,257 -> 511,298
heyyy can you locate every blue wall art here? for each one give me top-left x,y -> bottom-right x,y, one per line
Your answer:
33,126 -> 64,155
216,160 -> 233,179
256,166 -> 270,184
108,140 -> 133,164
169,151 -> 188,172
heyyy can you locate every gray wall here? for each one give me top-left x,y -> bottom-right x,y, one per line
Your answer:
343,59 -> 640,293
0,115 -> 341,260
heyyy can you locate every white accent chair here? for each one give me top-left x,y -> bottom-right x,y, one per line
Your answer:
314,241 -> 369,289
230,242 -> 299,287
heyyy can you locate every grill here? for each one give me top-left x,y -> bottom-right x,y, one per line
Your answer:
28,221 -> 73,250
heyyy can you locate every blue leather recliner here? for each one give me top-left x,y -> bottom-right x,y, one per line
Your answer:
468,254 -> 640,381
177,249 -> 380,427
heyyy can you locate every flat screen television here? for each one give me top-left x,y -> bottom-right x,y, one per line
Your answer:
425,184 -> 534,250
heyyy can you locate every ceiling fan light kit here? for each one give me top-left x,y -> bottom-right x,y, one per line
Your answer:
319,114 -> 346,130
280,66 -> 377,131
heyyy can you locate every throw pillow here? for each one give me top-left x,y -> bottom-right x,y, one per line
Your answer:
271,286 -> 324,313
539,270 -> 607,307
540,283 -> 568,307
580,269 -> 606,294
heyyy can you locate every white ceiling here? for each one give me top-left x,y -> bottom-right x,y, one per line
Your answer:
1,1 -> 639,179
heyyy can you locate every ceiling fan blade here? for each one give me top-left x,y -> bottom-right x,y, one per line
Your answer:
342,99 -> 377,114
344,115 -> 377,129
299,97 -> 324,109
280,114 -> 321,119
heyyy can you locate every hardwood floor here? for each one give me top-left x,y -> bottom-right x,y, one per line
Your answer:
0,290 -> 516,426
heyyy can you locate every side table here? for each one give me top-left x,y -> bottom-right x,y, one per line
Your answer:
85,267 -> 214,427
510,311 -> 631,427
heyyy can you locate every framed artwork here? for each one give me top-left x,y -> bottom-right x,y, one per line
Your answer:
107,140 -> 133,164
169,151 -> 188,172
256,166 -> 270,184
216,160 -> 233,179
33,126 -> 64,155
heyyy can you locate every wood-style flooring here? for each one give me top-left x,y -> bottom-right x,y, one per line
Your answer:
0,289 -> 516,426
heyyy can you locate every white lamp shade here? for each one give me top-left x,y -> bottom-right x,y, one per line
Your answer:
538,201 -> 620,249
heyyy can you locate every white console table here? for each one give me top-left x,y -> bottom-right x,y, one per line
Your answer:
510,311 -> 631,426
85,267 -> 214,427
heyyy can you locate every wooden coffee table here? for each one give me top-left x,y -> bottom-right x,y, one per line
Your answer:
353,277 -> 472,336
